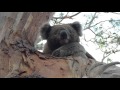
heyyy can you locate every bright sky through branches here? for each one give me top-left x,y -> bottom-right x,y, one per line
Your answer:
39,12 -> 120,65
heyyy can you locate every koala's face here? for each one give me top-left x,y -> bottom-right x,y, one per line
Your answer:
41,22 -> 82,49
49,25 -> 80,45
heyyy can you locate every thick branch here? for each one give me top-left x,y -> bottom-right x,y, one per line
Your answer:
23,12 -> 55,45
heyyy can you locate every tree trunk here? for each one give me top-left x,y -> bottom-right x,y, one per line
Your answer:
0,12 -> 120,78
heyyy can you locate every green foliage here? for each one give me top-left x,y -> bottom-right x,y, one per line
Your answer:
109,19 -> 120,27
117,37 -> 120,45
107,58 -> 112,63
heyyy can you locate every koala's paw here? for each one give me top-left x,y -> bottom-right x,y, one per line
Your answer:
52,49 -> 61,57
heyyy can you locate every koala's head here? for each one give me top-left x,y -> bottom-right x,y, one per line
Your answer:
40,22 -> 82,48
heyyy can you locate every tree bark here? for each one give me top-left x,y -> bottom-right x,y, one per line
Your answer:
0,12 -> 120,78
0,12 -> 58,78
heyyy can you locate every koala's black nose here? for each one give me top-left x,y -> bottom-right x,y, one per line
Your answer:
60,30 -> 68,39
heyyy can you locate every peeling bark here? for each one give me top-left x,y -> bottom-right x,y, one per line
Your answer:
0,12 -> 56,78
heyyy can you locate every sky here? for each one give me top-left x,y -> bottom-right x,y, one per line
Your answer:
38,12 -> 120,66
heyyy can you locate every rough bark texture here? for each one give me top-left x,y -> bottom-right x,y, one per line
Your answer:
0,12 -> 120,78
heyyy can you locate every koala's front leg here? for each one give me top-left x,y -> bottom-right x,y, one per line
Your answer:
52,42 -> 81,57
52,49 -> 61,57
52,42 -> 88,58
52,49 -> 67,57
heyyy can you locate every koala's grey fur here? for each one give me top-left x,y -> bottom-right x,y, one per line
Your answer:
40,21 -> 95,60
52,42 -> 95,59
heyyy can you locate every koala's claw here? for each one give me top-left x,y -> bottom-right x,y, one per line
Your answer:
52,50 -> 60,57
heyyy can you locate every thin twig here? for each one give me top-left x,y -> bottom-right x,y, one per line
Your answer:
83,12 -> 97,30
58,12 -> 69,23
53,12 -> 81,19
111,12 -> 120,15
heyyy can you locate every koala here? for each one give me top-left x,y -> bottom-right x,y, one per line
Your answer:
52,42 -> 95,59
40,22 -> 95,60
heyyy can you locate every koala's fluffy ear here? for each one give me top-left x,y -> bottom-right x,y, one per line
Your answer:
40,24 -> 51,39
71,22 -> 82,36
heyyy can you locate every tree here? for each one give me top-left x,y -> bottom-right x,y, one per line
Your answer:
0,12 -> 120,78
